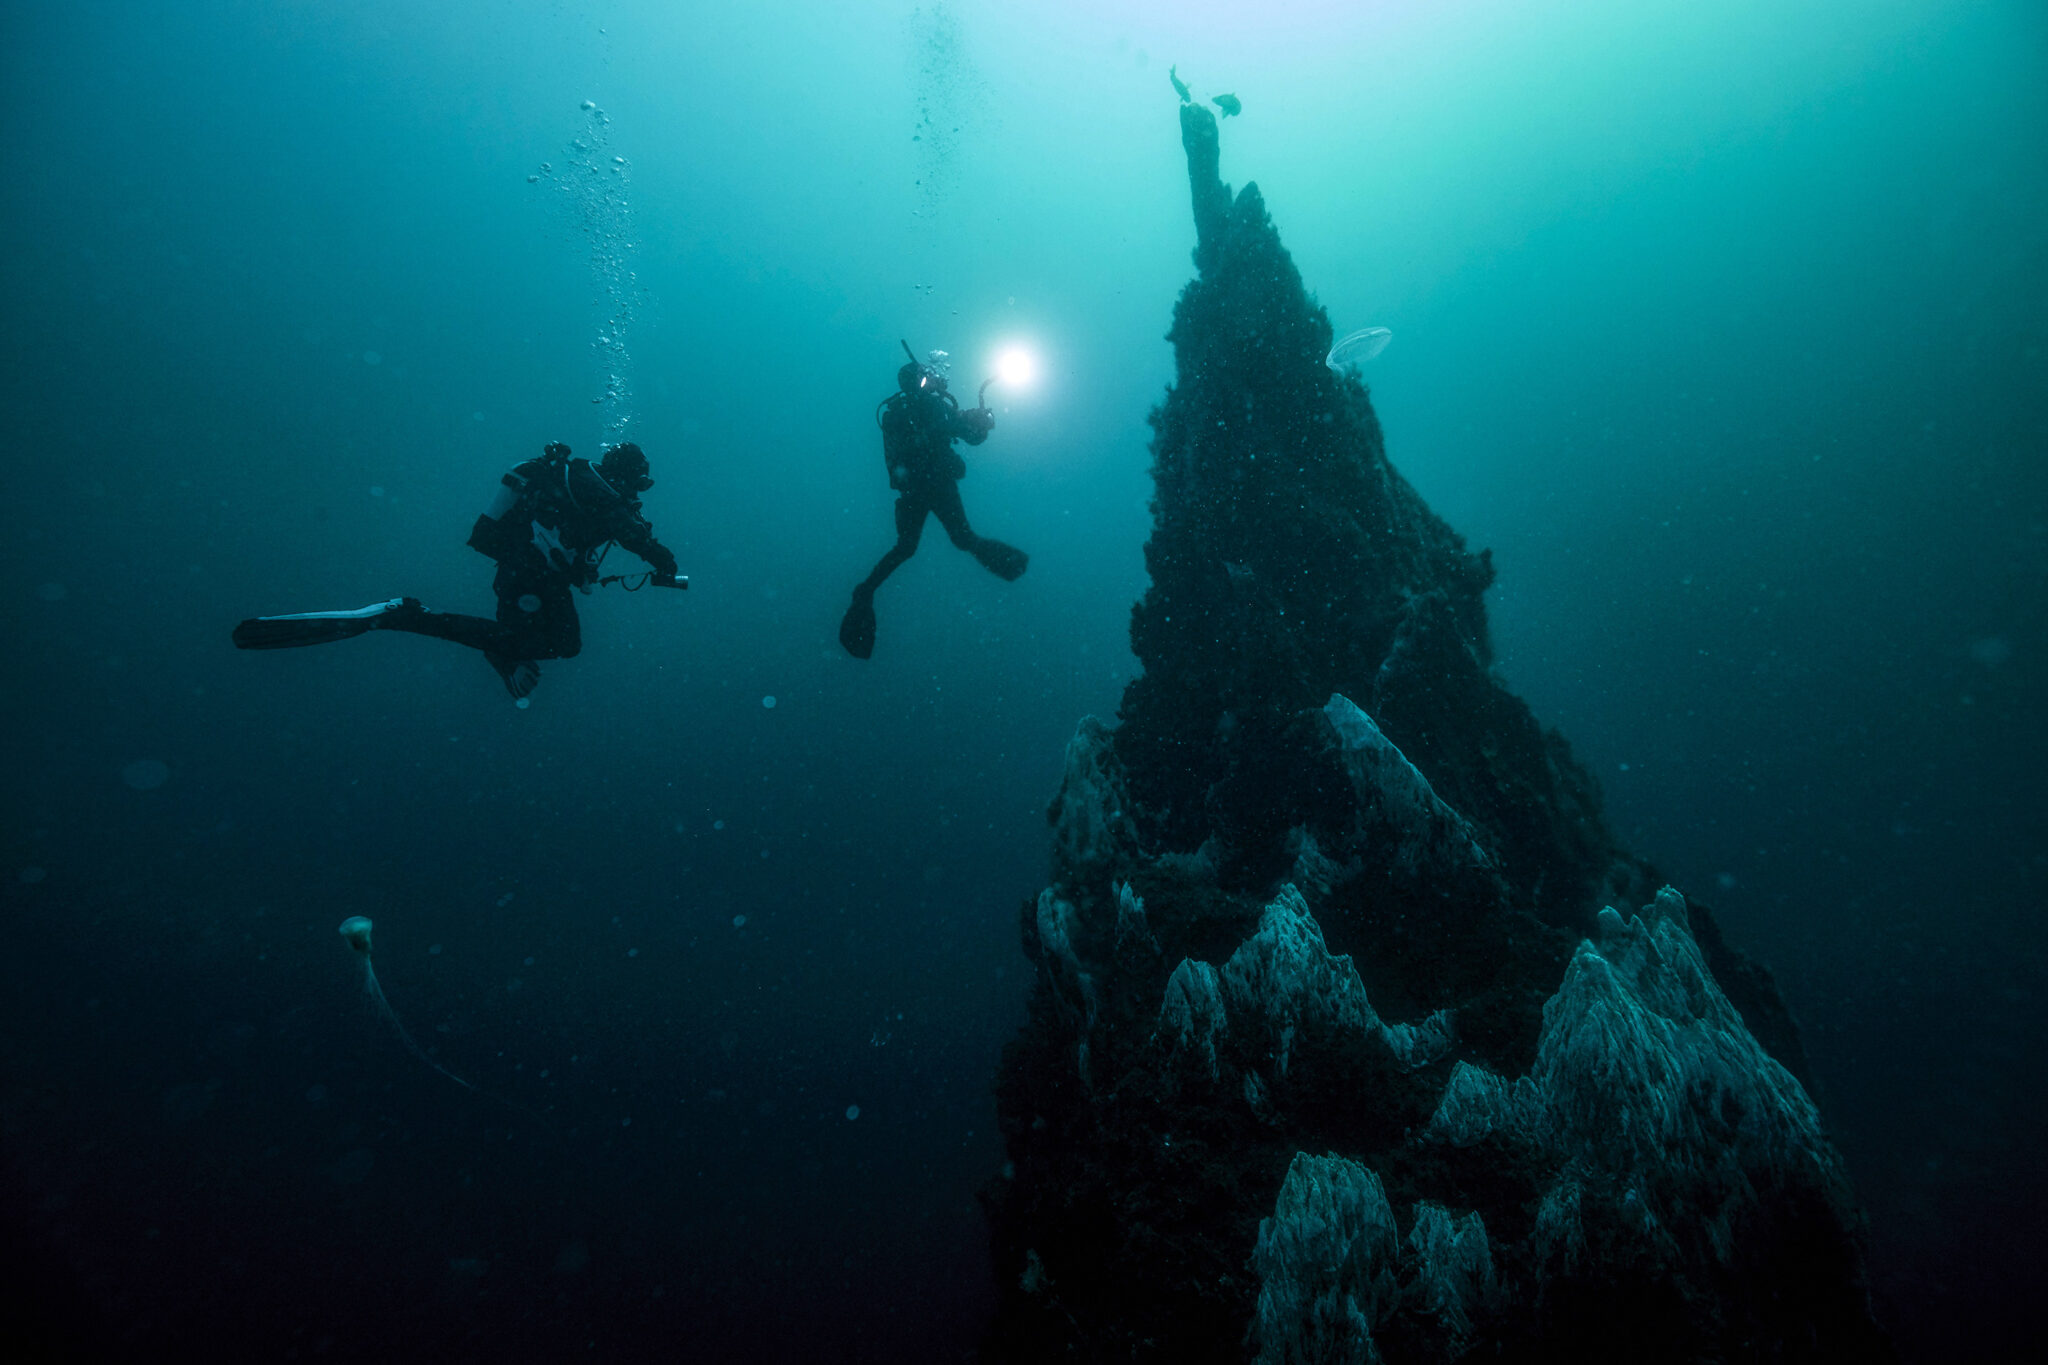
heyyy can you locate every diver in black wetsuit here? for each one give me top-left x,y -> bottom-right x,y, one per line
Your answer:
839,353 -> 1028,659
233,442 -> 681,701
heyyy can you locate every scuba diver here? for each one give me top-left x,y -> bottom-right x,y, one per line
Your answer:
232,441 -> 683,701
839,345 -> 1029,659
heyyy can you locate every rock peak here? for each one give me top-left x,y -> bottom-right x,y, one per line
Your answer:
983,104 -> 1885,1364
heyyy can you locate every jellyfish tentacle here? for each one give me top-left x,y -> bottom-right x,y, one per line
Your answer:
362,958 -> 475,1090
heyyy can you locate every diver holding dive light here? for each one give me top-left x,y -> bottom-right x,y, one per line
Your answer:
839,342 -> 1029,659
232,441 -> 685,702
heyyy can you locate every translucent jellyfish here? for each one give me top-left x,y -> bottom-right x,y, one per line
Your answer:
338,916 -> 474,1092
1325,326 -> 1392,371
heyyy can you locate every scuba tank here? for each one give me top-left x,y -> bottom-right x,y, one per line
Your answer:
467,442 -> 571,563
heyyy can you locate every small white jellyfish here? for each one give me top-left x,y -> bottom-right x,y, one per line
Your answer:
581,100 -> 596,111
340,915 -> 373,953
1325,326 -> 1392,371
761,695 -> 777,709
338,916 -> 475,1092
845,1105 -> 861,1121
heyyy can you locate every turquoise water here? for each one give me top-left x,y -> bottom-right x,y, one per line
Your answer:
2,2 -> 2041,1358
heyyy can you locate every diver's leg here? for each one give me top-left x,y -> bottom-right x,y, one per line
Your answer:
933,480 -> 1028,581
538,582 -> 582,660
497,572 -> 580,660
370,592 -> 538,699
478,565 -> 565,698
856,495 -> 930,596
842,496 -> 929,658
376,600 -> 515,653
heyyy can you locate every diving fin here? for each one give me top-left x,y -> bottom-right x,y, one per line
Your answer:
974,540 -> 1029,582
487,652 -> 542,700
839,590 -> 876,660
232,598 -> 414,650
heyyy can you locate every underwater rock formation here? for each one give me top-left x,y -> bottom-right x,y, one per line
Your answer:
982,103 -> 1886,1361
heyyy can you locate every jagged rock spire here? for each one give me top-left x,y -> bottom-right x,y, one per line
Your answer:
983,103 -> 1884,1364
1119,104 -> 1611,919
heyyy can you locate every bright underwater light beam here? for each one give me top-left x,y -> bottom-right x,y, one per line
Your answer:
996,346 -> 1036,387
978,344 -> 1040,406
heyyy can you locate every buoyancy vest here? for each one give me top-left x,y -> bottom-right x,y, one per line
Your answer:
879,390 -> 969,490
468,447 -> 635,582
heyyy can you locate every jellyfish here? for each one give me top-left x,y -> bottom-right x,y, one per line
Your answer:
338,916 -> 475,1092
1325,326 -> 1393,371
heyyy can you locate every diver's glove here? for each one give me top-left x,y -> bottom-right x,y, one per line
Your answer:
965,406 -> 995,435
646,545 -> 680,579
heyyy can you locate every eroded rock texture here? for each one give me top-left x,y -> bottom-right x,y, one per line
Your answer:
982,104 -> 1885,1362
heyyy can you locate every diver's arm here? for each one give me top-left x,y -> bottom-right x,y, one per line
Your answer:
950,404 -> 995,446
616,516 -> 679,578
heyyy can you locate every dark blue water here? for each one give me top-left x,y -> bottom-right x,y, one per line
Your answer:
3,3 -> 2042,1360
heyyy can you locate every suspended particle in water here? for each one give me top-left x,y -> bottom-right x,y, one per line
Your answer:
1325,326 -> 1392,371
846,1105 -> 861,1121
761,695 -> 777,709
